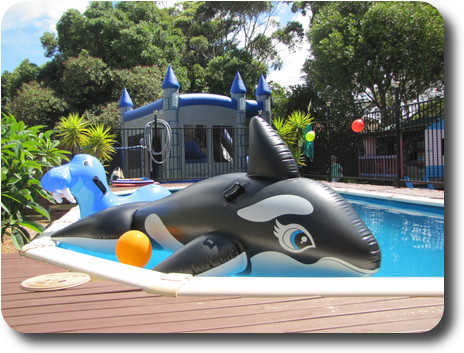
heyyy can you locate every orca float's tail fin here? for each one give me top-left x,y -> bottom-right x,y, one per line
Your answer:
51,202 -> 147,251
247,116 -> 300,180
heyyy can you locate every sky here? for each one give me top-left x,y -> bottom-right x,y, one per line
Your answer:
0,0 -> 310,86
1,1 -> 90,71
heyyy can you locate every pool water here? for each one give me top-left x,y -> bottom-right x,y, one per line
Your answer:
343,195 -> 444,277
57,194 -> 444,278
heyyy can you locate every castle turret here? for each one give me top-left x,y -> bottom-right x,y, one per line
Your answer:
230,71 -> 247,98
118,87 -> 134,126
161,66 -> 181,179
230,71 -> 247,127
162,65 -> 180,111
230,71 -> 247,171
256,75 -> 272,123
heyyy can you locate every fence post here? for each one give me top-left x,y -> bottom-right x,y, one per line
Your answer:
326,101 -> 332,181
393,81 -> 402,187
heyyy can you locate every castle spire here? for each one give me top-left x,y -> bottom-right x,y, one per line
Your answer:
118,88 -> 133,126
162,65 -> 180,90
255,75 -> 272,123
118,87 -> 133,109
230,71 -> 247,95
256,75 -> 271,97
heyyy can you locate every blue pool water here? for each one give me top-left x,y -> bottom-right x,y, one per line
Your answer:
57,194 -> 444,277
343,195 -> 444,277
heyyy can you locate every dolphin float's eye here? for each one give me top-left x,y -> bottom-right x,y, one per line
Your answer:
274,220 -> 315,253
83,160 -> 92,167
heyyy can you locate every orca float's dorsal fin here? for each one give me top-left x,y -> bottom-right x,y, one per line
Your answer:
247,116 -> 300,180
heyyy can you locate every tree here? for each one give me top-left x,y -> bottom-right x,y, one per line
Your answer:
1,60 -> 40,100
206,49 -> 267,96
5,81 -> 68,129
45,2 -> 185,70
173,1 -> 304,93
301,1 -> 444,112
61,52 -> 113,113
6,1 -> 304,131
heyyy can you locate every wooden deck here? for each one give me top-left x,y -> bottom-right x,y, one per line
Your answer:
2,253 -> 443,333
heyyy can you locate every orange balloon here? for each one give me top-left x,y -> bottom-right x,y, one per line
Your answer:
351,119 -> 365,132
115,230 -> 152,267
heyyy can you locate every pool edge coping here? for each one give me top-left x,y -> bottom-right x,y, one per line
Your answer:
162,183 -> 444,208
330,187 -> 444,208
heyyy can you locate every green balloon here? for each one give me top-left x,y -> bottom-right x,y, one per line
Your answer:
305,131 -> 316,142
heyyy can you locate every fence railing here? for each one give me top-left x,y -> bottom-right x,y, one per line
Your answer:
109,126 -> 248,182
109,98 -> 444,188
303,97 -> 444,188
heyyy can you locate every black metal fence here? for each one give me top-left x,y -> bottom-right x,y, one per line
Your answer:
108,126 -> 249,182
109,97 -> 444,189
302,97 -> 444,188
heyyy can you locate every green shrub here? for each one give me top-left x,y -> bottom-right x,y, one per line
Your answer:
56,113 -> 116,163
273,109 -> 316,165
1,114 -> 70,250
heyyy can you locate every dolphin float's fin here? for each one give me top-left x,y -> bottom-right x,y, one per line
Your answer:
247,116 -> 300,180
153,233 -> 248,276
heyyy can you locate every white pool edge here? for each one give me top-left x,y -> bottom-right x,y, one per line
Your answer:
22,243 -> 444,297
22,193 -> 444,298
331,187 -> 444,208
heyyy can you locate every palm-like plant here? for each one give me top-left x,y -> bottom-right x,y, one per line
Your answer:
55,113 -> 89,155
273,109 -> 316,166
82,124 -> 116,163
55,114 -> 116,164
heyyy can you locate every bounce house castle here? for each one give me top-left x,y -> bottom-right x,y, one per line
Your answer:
118,66 -> 272,180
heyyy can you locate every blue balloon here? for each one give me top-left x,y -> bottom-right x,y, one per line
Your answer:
41,154 -> 171,218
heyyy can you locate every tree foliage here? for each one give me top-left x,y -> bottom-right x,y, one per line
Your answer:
1,1 -> 444,134
302,1 -> 444,112
3,1 -> 301,127
4,81 -> 68,129
61,52 -> 113,114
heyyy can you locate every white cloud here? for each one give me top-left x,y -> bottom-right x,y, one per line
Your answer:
1,0 -> 89,32
268,12 -> 311,87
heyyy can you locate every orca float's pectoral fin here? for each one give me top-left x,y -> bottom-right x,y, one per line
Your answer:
153,233 -> 248,276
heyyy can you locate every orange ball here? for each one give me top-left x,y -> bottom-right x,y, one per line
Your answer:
115,230 -> 152,267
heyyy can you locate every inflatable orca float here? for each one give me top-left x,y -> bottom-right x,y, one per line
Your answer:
41,154 -> 171,218
50,117 -> 381,277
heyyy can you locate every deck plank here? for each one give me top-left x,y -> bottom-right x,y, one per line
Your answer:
2,252 -> 444,333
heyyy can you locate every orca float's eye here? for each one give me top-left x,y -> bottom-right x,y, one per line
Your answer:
289,230 -> 310,250
274,220 -> 315,253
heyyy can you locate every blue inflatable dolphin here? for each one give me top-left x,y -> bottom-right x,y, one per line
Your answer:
50,117 -> 381,277
41,154 -> 171,218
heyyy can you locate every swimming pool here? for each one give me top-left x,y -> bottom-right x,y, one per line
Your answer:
56,192 -> 444,278
343,194 -> 444,277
